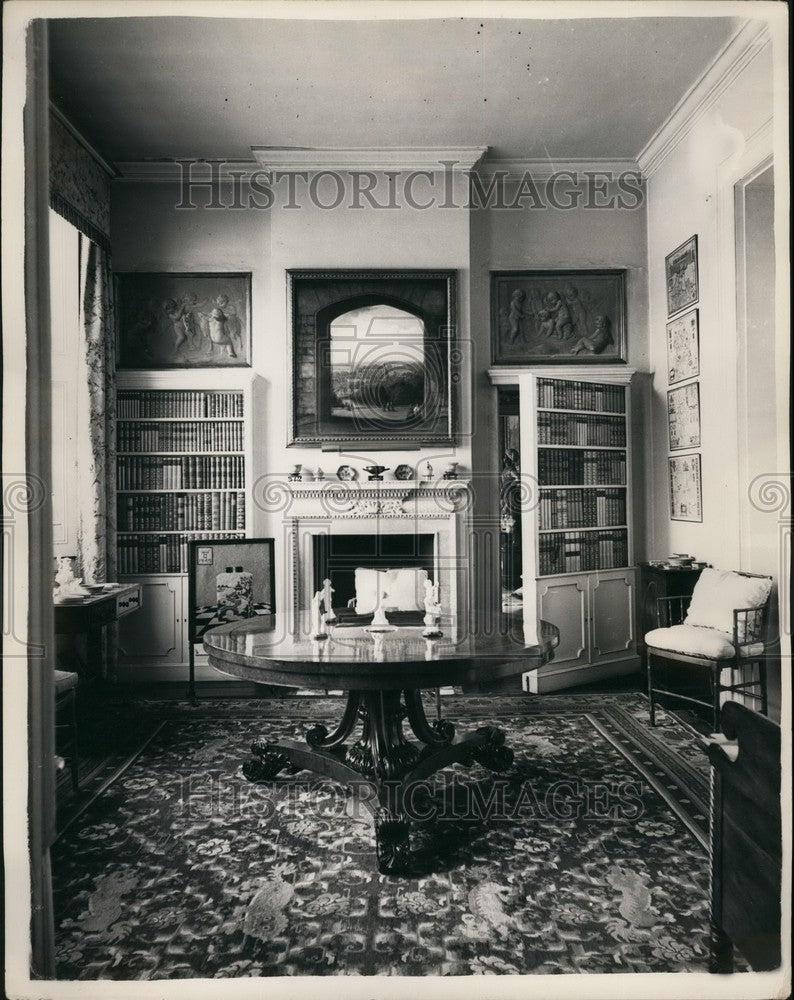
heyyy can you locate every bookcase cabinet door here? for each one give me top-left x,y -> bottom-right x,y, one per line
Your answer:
119,575 -> 186,666
589,570 -> 636,663
537,575 -> 589,669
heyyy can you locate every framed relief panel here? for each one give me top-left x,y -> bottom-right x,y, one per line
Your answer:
116,272 -> 252,369
667,382 -> 701,451
665,236 -> 699,316
491,269 -> 626,365
666,308 -> 700,384
288,270 -> 457,446
669,453 -> 703,522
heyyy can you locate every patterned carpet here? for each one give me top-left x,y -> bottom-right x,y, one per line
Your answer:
52,692 -> 720,979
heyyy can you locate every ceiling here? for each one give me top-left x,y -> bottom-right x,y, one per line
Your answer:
48,14 -> 742,166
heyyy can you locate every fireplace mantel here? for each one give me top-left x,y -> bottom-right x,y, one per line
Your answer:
283,479 -> 473,518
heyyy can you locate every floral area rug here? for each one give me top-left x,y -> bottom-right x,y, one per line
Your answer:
52,692 -> 717,979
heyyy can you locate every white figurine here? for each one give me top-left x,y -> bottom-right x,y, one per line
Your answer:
369,592 -> 390,629
311,589 -> 327,638
422,579 -> 443,636
321,578 -> 336,622
421,461 -> 433,482
54,555 -> 90,599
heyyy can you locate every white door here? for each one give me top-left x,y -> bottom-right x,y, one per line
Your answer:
589,570 -> 636,663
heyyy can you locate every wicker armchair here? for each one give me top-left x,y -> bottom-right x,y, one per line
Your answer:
645,569 -> 773,732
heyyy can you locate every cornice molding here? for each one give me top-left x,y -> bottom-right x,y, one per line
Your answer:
488,366 -> 637,386
476,158 -> 641,180
637,19 -> 771,179
251,146 -> 488,172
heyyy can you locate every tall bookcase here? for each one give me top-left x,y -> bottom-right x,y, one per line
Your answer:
115,374 -> 251,680
490,366 -> 639,692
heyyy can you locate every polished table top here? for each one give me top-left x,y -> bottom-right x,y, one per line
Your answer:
204,614 -> 558,691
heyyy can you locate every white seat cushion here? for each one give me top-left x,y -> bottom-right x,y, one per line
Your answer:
383,568 -> 428,613
645,624 -> 765,660
353,568 -> 388,615
684,568 -> 771,641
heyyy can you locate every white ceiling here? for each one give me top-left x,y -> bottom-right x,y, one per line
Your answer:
48,15 -> 742,165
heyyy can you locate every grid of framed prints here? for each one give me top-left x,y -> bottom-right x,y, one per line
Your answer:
665,236 -> 702,521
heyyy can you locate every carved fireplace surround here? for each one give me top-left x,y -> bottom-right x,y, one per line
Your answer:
281,480 -> 473,634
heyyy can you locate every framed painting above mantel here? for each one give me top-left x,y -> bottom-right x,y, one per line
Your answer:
287,270 -> 457,447
490,269 -> 626,365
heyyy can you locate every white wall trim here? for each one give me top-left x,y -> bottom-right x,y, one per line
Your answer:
252,146 -> 489,172
637,20 -> 770,179
488,365 -> 637,386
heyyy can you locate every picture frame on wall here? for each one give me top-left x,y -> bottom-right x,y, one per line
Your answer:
490,269 -> 626,365
116,272 -> 252,369
666,308 -> 700,384
187,537 -> 275,700
667,382 -> 701,451
665,235 -> 699,316
288,270 -> 457,447
669,453 -> 703,522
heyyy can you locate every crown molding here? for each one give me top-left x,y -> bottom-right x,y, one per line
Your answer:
638,19 -> 771,179
114,160 -> 257,182
488,366 -> 637,386
49,102 -> 117,178
251,146 -> 488,172
476,158 -> 641,180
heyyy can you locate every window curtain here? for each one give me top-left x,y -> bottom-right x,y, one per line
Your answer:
76,234 -> 117,587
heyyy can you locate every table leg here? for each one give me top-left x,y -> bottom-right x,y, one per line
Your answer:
241,688 -> 515,875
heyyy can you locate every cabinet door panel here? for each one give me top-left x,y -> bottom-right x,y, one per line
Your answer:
590,572 -> 635,660
537,576 -> 588,668
119,576 -> 184,664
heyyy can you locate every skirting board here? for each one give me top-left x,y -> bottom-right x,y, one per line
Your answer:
523,656 -> 640,694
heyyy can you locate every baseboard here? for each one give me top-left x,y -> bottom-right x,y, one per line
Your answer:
523,656 -> 640,694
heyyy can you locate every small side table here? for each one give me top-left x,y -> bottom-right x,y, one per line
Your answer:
54,584 -> 142,682
637,564 -> 704,670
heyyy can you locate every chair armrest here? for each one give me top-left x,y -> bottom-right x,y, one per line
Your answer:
732,605 -> 766,646
655,594 -> 691,627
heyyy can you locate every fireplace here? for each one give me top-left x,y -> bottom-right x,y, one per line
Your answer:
282,481 -> 472,634
313,532 -> 435,621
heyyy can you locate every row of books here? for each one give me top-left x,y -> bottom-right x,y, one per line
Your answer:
117,422 -> 244,453
538,449 -> 626,486
537,379 -> 626,414
117,532 -> 246,575
539,530 -> 629,575
539,488 -> 626,529
118,492 -> 246,531
117,455 -> 246,490
537,412 -> 625,447
117,390 -> 244,419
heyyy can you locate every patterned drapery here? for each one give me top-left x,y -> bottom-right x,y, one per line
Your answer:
76,236 -> 117,586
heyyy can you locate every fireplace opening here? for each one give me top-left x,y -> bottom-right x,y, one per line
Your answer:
313,533 -> 435,622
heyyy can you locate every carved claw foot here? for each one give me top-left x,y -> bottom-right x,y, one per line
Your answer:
468,727 -> 514,772
243,740 -> 301,782
375,808 -> 411,875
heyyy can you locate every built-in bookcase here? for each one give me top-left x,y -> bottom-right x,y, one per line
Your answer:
489,366 -> 639,694
535,377 -> 630,577
116,389 -> 247,574
114,377 -> 252,680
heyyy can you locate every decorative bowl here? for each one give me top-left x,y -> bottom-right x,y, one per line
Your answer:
393,463 -> 414,481
363,465 -> 389,481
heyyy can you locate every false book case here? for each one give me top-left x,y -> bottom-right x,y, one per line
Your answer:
115,373 -> 252,680
490,366 -> 639,693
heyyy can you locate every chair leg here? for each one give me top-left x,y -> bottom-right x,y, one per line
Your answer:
759,661 -> 768,716
647,653 -> 657,726
712,664 -> 721,733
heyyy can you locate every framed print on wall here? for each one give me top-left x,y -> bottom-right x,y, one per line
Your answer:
665,236 -> 699,316
187,537 -> 275,699
116,272 -> 252,369
669,453 -> 703,522
667,382 -> 701,451
288,270 -> 457,447
490,269 -> 626,365
666,308 -> 700,384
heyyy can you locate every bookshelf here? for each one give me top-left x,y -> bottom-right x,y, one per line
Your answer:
114,378 -> 251,679
491,366 -> 639,693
